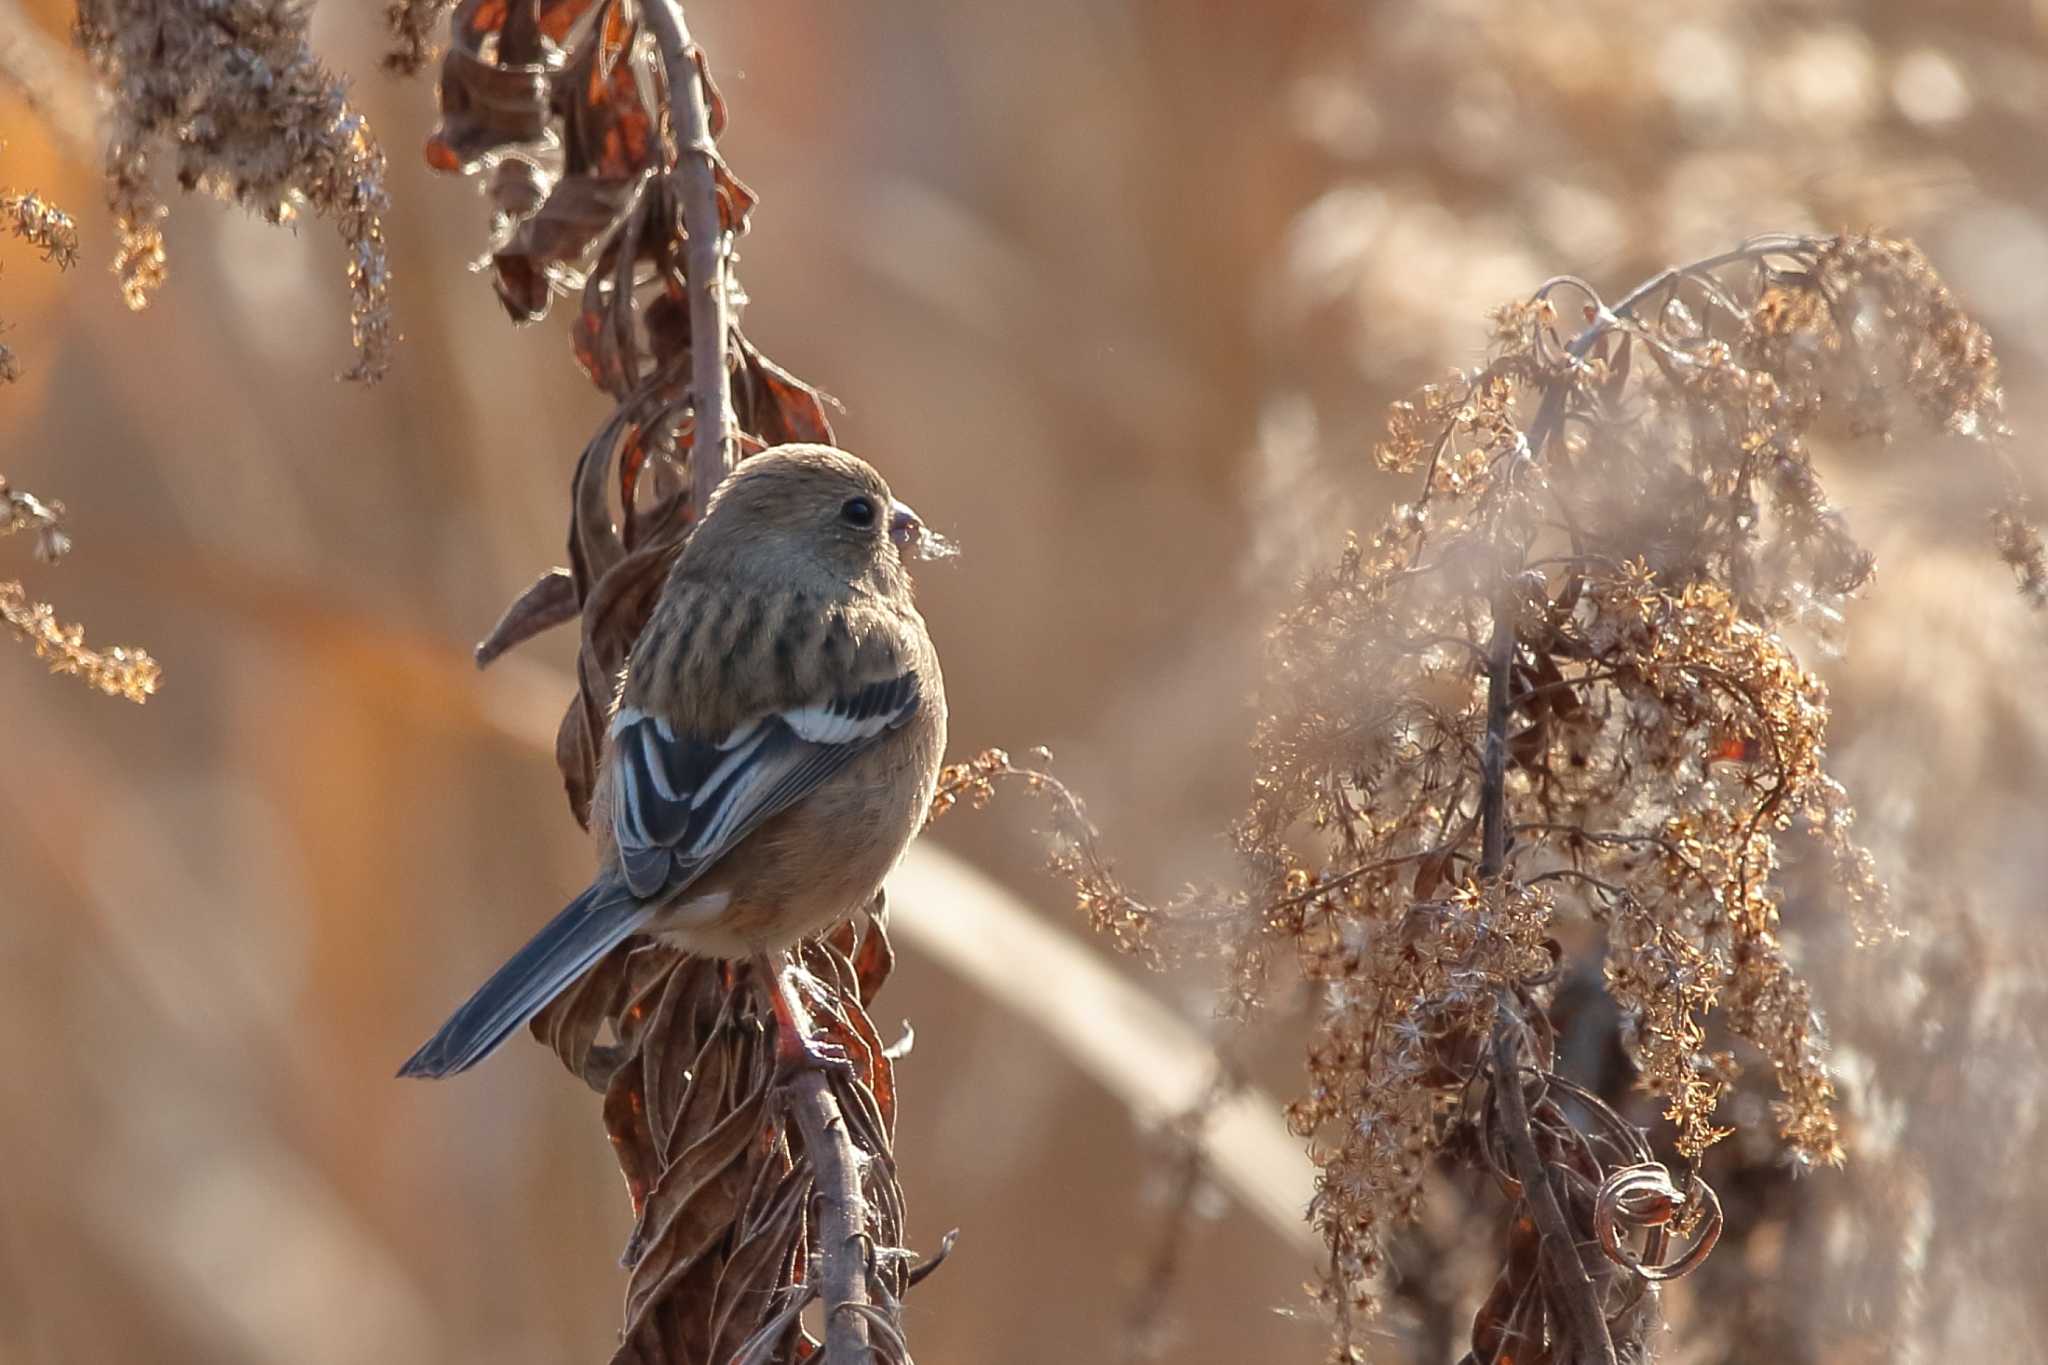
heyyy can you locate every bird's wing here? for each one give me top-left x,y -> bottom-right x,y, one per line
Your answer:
607,671 -> 923,899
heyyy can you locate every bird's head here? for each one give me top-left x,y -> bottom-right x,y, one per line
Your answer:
687,445 -> 951,597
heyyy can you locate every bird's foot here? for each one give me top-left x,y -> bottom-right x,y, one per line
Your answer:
772,1025 -> 859,1083
754,948 -> 860,1084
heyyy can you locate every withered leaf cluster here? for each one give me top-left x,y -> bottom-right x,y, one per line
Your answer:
535,920 -> 911,1363
422,3 -> 922,1358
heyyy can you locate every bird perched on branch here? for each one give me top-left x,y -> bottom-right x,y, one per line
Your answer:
400,445 -> 949,1079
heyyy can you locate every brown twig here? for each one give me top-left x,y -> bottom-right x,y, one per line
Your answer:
641,9 -> 872,1355
1120,1070 -> 1235,1362
1490,1018 -> 1619,1365
639,0 -> 736,504
1479,593 -> 1515,881
1476,410 -> 1616,1361
787,1074 -> 875,1363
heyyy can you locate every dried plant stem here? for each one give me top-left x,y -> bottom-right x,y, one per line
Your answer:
788,1074 -> 875,1363
1490,1018 -> 1617,1365
642,6 -> 874,1351
1122,1087 -> 1223,1362
1472,380 -> 1617,1359
1479,585 -> 1515,880
1479,462 -> 1615,1360
641,0 -> 736,504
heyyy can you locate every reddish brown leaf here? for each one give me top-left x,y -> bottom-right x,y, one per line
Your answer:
734,335 -> 838,447
490,176 -> 641,322
603,1056 -> 657,1218
851,911 -> 895,1009
536,0 -> 604,42
554,688 -> 601,829
426,46 -> 551,174
707,1167 -> 808,1361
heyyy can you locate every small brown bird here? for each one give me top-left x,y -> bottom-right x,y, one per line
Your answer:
400,445 -> 948,1078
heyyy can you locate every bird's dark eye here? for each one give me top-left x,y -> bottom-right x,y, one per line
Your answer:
840,495 -> 876,527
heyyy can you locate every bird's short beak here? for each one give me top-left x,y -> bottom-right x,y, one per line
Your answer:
889,500 -> 923,548
890,499 -> 958,561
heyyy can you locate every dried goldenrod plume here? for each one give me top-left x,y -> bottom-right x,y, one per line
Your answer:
1005,234 -> 2034,1360
0,478 -> 159,702
0,477 -> 72,561
0,175 -> 151,699
72,0 -> 393,379
931,747 -> 1167,964
0,582 -> 160,701
0,186 -> 80,382
2,188 -> 79,267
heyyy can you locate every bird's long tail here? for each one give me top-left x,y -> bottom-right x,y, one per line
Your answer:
397,882 -> 652,1079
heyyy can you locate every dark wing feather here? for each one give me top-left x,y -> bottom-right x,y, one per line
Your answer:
398,672 -> 920,1081
397,881 -> 650,1078
608,672 -> 922,900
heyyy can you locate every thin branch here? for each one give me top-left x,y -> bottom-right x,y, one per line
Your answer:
1263,828 -> 1474,917
1490,1017 -> 1619,1365
641,0 -> 737,502
1513,822 -> 1714,890
648,12 -> 872,1338
1474,361 -> 1617,1360
1122,1070 -> 1234,1362
1479,597 -> 1515,880
1522,868 -> 1628,899
638,7 -> 883,1354
787,1073 -> 875,1363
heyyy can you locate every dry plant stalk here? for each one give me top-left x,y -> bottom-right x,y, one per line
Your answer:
412,1 -> 932,1358
986,234 -> 2033,1361
70,0 -> 393,379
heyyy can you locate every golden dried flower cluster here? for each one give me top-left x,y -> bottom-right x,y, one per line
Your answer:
0,582 -> 161,702
73,0 -> 393,379
2,190 -> 80,268
1012,236 -> 2031,1347
931,747 -> 1169,964
1247,235 -> 2033,1331
0,478 -> 159,703
0,188 -> 81,383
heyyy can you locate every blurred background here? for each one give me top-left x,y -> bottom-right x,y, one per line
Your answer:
2,1 -> 2046,1361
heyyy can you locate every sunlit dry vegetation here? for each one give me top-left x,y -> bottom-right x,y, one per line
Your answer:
1,2 -> 2045,1364
970,231 -> 2040,1361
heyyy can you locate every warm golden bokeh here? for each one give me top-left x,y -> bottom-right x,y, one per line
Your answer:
2,3 -> 2045,1362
